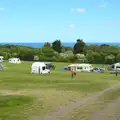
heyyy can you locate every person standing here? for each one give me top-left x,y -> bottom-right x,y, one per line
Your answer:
116,68 -> 118,76
74,70 -> 76,80
71,69 -> 74,80
71,69 -> 76,80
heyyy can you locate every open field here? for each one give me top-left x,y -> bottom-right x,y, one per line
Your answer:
0,62 -> 120,120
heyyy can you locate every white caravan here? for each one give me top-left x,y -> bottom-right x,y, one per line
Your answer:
0,56 -> 4,62
8,58 -> 21,64
31,62 -> 50,74
68,63 -> 93,72
111,63 -> 120,71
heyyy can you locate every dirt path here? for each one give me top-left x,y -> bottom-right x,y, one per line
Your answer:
92,97 -> 120,120
30,83 -> 120,120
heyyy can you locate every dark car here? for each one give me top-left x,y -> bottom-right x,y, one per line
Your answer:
90,67 -> 104,73
45,62 -> 55,70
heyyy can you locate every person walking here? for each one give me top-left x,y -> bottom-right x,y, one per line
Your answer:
71,69 -> 76,80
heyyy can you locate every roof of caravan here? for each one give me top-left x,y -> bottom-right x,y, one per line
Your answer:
9,58 -> 20,60
112,63 -> 120,66
68,63 -> 92,67
32,62 -> 46,66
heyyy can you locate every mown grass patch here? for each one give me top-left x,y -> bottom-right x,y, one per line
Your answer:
0,95 -> 34,120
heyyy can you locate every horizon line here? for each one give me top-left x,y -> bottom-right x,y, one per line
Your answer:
0,42 -> 120,43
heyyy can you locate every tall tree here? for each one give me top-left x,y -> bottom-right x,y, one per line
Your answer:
43,42 -> 51,47
52,40 -> 62,53
73,39 -> 86,54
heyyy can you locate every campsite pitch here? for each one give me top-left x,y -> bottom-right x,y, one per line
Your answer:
0,62 -> 120,120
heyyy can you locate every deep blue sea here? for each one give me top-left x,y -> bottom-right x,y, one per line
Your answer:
0,42 -> 120,48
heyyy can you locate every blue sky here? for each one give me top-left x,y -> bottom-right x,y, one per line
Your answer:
0,0 -> 120,43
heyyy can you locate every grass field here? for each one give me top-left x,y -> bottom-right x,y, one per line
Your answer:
0,61 -> 120,120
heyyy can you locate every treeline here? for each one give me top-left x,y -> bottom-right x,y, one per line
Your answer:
0,39 -> 120,64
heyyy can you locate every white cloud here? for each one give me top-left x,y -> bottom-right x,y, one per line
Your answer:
99,4 -> 107,8
76,8 -> 85,12
68,24 -> 75,29
0,8 -> 5,11
71,8 -> 85,12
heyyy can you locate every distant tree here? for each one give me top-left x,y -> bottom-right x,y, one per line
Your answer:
41,47 -> 56,61
34,55 -> 39,61
61,46 -> 73,53
3,52 -> 8,60
116,53 -> 120,62
12,53 -> 18,57
86,50 -> 94,63
104,54 -> 115,64
73,39 -> 86,54
75,54 -> 87,63
100,44 -> 110,47
92,52 -> 104,64
42,47 -> 55,57
22,50 -> 35,61
68,55 -> 77,63
44,42 -> 51,47
52,40 -> 62,53
0,51 -> 4,56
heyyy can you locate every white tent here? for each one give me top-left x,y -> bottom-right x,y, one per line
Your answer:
0,56 -> 4,62
8,58 -> 21,64
68,63 -> 93,72
31,62 -> 50,74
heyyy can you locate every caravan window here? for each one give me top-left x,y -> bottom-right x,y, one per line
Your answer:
42,66 -> 46,70
111,65 -> 115,68
116,66 -> 120,68
77,66 -> 83,69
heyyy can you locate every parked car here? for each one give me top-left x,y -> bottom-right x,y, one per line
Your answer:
45,62 -> 55,70
64,66 -> 70,70
90,67 -> 104,73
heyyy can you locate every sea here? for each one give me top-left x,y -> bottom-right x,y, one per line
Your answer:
0,42 -> 120,48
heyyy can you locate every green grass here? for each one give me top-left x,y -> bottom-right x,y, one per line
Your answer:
0,95 -> 33,120
0,61 -> 120,120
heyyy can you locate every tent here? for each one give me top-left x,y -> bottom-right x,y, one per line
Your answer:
8,58 -> 21,64
31,62 -> 50,74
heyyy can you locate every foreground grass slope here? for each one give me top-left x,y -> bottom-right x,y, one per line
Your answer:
0,62 -> 120,120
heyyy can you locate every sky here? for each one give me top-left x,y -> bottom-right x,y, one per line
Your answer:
0,0 -> 120,43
